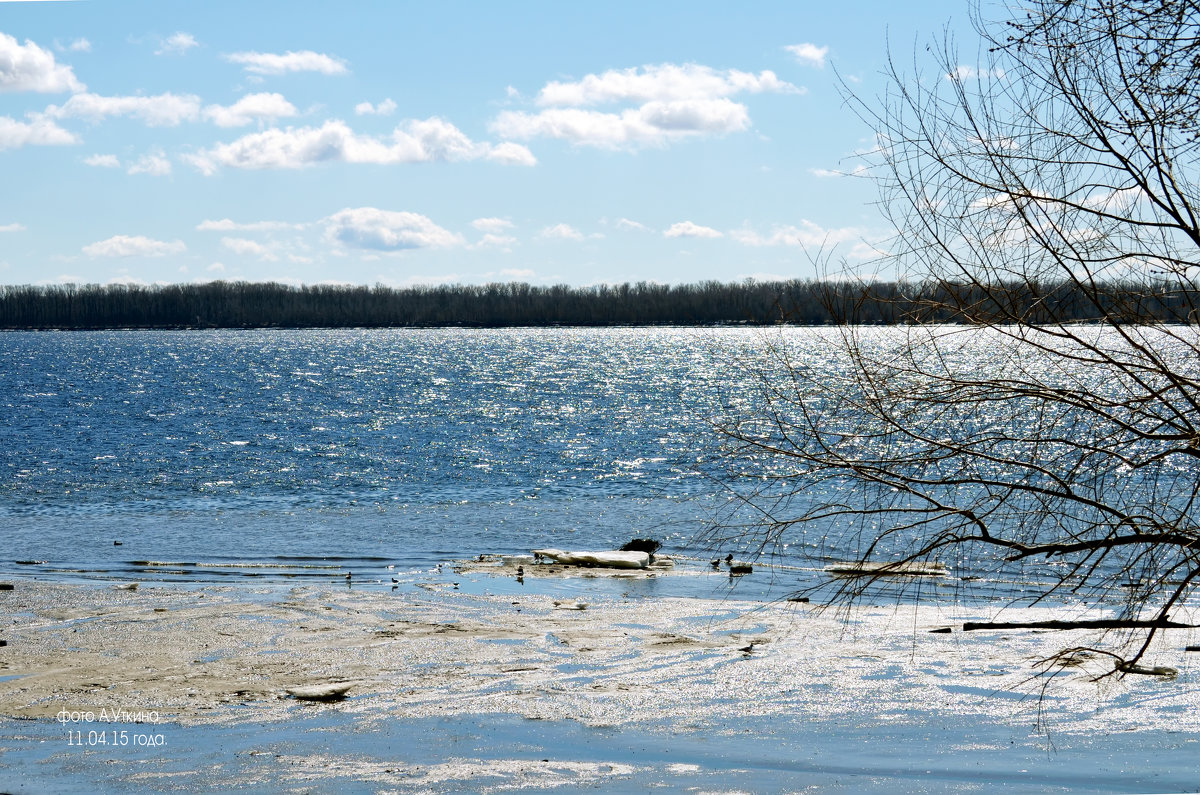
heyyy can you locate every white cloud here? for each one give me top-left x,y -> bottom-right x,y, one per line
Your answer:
492,98 -> 749,149
498,62 -> 798,151
664,221 -> 723,238
730,219 -> 862,248
471,217 -> 514,233
196,218 -> 301,232
0,222 -> 25,232
485,140 -> 537,165
536,63 -> 796,106
846,241 -> 888,261
324,207 -> 462,251
224,50 -> 348,76
203,92 -> 298,127
0,114 -> 77,150
499,268 -> 534,278
1083,186 -> 1143,212
83,153 -> 119,167
470,219 -> 517,250
82,235 -> 186,258
810,164 -> 868,178
221,236 -> 278,260
967,134 -> 1020,150
539,223 -> 584,241
179,152 -> 216,176
0,32 -> 85,93
47,92 -> 202,126
127,150 -> 171,176
105,274 -> 150,286
785,43 -> 829,68
156,32 -> 198,56
66,38 -> 91,53
471,233 -> 518,250
948,65 -> 1005,82
615,218 -> 649,231
207,262 -> 226,272
355,98 -> 397,116
188,118 -> 535,173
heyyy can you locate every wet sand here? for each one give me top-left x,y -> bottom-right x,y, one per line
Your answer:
1,568 -> 1198,791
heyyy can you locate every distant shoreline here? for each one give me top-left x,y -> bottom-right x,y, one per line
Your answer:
1,278 -> 1193,330
0,321 -> 766,331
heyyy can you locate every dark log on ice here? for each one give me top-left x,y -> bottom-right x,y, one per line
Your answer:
962,618 -> 1196,632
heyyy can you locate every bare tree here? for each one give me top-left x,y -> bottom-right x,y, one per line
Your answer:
710,0 -> 1200,677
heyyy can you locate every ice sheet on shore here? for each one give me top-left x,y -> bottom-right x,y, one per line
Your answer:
0,578 -> 1196,740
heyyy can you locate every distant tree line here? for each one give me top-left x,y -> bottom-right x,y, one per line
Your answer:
0,278 -> 1195,329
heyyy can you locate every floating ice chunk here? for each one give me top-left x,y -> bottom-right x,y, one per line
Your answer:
532,549 -> 650,569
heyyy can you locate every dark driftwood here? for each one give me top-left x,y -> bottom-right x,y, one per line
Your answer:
826,561 -> 947,576
962,618 -> 1197,632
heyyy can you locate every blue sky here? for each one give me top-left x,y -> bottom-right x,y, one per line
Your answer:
0,0 -> 969,287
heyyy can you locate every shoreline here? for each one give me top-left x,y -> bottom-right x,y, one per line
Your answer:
2,575 -> 1198,791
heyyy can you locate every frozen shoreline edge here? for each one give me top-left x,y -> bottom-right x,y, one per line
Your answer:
0,577 -> 1195,731
2,577 -> 1198,791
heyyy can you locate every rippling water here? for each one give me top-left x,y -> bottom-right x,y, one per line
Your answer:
0,328 -> 756,584
3,325 -> 1192,608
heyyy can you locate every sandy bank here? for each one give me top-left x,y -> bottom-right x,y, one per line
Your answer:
1,574 -> 1197,738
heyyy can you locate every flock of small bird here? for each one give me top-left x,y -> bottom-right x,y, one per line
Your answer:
344,561 -> 459,590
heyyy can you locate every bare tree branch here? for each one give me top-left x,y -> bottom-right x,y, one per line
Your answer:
707,0 -> 1200,673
